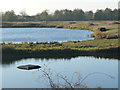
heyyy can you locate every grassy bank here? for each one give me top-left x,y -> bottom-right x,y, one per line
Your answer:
2,39 -> 119,51
2,39 -> 119,63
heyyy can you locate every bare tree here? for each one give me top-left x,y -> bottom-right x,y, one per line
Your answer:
20,9 -> 27,17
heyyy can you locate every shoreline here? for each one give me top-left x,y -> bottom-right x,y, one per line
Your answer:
2,45 -> 119,64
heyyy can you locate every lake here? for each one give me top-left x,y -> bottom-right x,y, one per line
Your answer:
1,28 -> 94,43
1,28 -> 118,88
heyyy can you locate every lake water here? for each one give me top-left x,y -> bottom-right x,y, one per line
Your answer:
1,28 -> 94,43
1,28 -> 118,88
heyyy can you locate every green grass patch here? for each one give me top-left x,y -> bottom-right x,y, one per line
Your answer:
2,39 -> 119,51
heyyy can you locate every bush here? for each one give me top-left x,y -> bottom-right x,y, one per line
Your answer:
98,27 -> 107,31
106,34 -> 118,39
56,25 -> 63,28
90,33 -> 95,37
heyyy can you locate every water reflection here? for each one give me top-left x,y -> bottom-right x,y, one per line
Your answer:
2,50 -> 119,65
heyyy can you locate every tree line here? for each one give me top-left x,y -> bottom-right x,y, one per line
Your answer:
1,8 -> 118,21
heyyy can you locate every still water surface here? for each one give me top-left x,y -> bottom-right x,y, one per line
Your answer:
2,28 -> 94,43
1,28 -> 118,88
2,57 -> 118,88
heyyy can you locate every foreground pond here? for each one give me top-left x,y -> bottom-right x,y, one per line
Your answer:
2,56 -> 118,88
2,28 -> 94,43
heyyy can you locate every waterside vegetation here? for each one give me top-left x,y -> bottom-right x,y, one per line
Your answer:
2,39 -> 119,51
2,39 -> 119,63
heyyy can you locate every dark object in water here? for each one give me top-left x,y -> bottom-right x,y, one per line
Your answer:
17,64 -> 41,70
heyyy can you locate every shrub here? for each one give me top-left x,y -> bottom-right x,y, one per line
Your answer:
56,25 -> 63,28
90,33 -> 95,37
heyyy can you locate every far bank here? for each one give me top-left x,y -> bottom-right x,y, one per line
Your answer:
1,21 -> 119,39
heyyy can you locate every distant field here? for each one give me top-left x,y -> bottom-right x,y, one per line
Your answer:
2,21 -> 118,31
